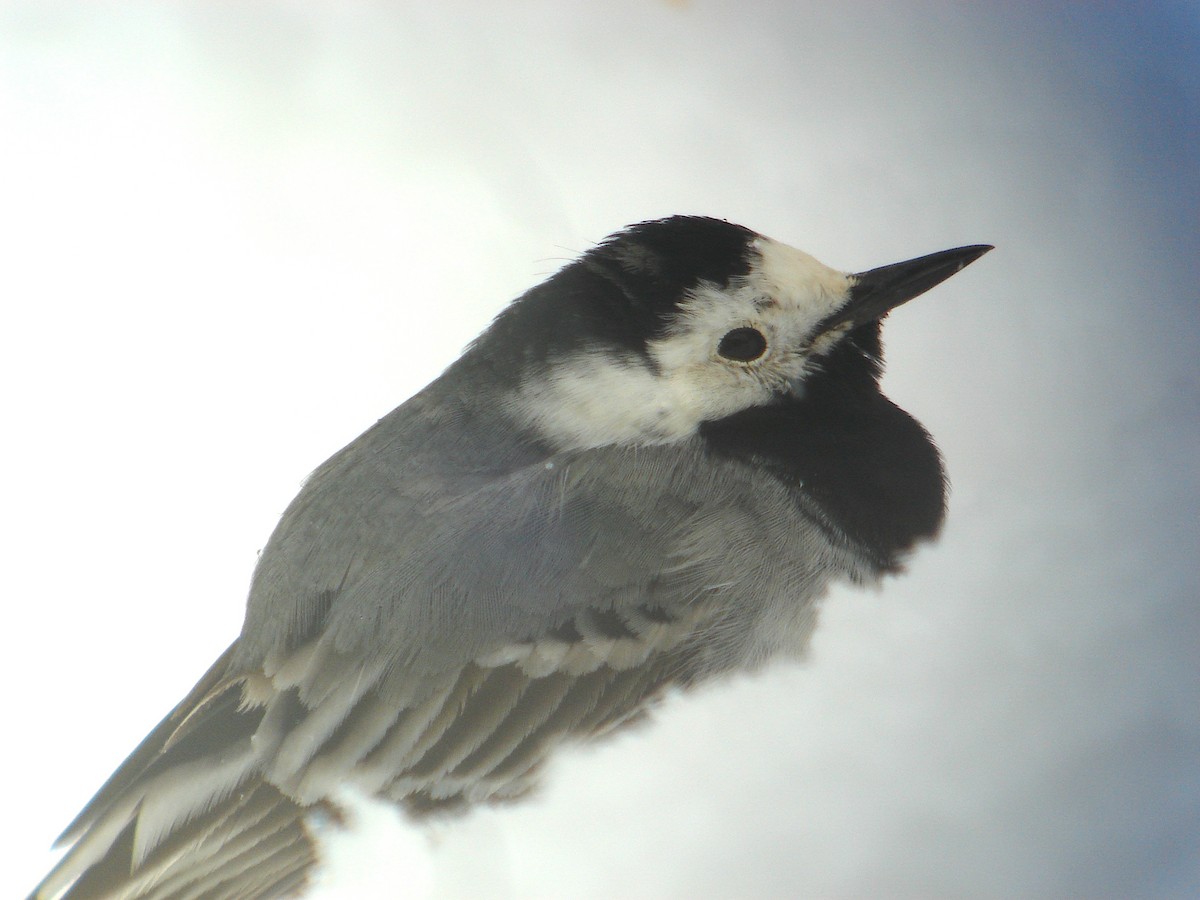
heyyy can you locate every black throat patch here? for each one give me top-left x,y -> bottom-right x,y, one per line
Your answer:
699,326 -> 946,571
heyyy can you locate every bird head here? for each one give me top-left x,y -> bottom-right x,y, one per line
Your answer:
470,216 -> 990,452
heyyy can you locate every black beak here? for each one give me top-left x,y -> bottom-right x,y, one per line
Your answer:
820,244 -> 993,333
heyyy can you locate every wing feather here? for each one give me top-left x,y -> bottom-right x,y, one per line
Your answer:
38,434 -> 847,898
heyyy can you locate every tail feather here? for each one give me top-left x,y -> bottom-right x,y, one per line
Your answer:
32,647 -> 325,900
54,646 -> 240,849
136,786 -> 318,900
34,609 -> 702,898
48,781 -> 322,900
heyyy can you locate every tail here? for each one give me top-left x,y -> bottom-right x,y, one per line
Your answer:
33,608 -> 702,898
31,644 -> 333,900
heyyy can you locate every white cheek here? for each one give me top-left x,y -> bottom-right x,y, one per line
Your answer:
660,361 -> 775,424
650,304 -> 780,421
505,353 -> 701,450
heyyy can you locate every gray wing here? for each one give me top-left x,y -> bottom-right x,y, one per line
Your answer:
35,404 -> 852,899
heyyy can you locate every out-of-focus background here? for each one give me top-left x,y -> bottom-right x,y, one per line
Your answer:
4,3 -> 1197,897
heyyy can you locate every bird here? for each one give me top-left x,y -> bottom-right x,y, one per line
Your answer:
32,216 -> 991,899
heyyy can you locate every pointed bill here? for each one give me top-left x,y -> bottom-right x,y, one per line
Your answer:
819,244 -> 993,333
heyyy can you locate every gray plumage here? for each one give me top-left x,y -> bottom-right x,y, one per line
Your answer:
33,216 -> 990,899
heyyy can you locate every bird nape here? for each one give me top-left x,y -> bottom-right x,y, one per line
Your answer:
32,216 -> 990,900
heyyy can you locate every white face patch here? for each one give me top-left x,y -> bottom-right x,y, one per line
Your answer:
752,236 -> 852,316
507,235 -> 855,451
504,350 -> 698,450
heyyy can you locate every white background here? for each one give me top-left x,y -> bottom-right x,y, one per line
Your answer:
3,3 -> 1197,897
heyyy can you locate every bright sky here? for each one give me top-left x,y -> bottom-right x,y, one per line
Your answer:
3,3 -> 1197,898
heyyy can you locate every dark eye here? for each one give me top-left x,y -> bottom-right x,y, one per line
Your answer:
717,327 -> 767,362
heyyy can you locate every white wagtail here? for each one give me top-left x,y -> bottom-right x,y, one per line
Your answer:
33,216 -> 990,899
